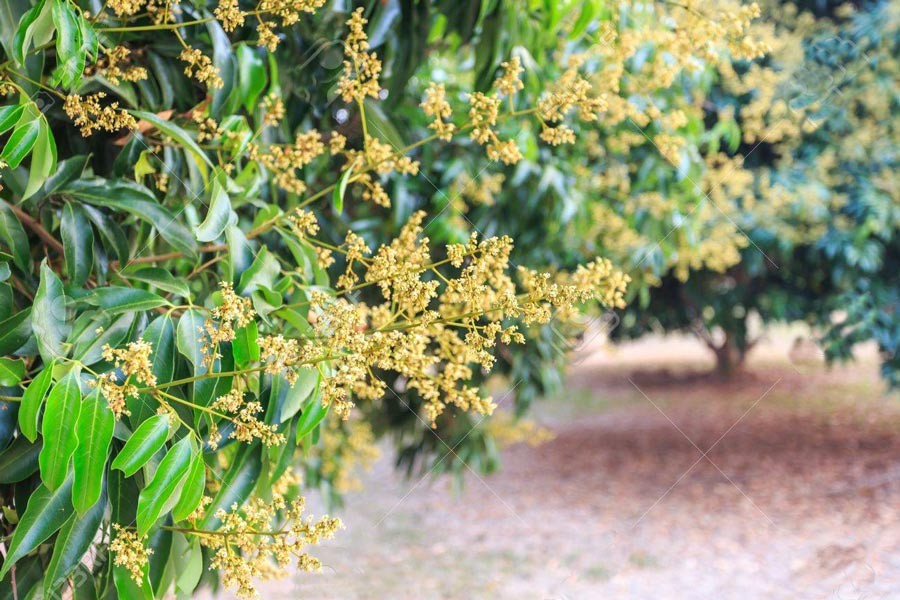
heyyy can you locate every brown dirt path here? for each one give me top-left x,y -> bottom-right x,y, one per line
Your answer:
238,333 -> 900,599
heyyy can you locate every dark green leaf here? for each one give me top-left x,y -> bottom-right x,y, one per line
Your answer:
110,414 -> 169,477
60,179 -> 198,259
39,369 -> 81,490
0,477 -> 73,579
1,118 -> 39,168
0,308 -> 30,356
72,389 -> 114,514
32,260 -> 69,362
43,490 -> 105,594
61,202 -> 93,286
82,287 -> 169,314
232,321 -> 259,368
122,267 -> 191,299
0,200 -> 29,270
171,446 -> 205,522
136,436 -> 192,535
0,356 -> 24,386
0,435 -> 40,483
18,362 -> 52,442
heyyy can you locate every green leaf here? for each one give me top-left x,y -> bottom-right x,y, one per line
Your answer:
22,117 -> 57,200
1,118 -> 39,168
12,0 -> 53,65
136,436 -> 192,536
72,389 -> 114,514
32,260 -> 69,362
43,490 -> 105,594
61,202 -> 93,286
332,158 -> 358,214
0,356 -> 24,386
296,389 -> 328,439
72,312 -> 134,366
0,435 -> 41,483
82,287 -> 170,314
39,370 -> 81,490
19,363 -> 52,442
0,477 -> 73,579
0,200 -> 29,270
111,414 -> 169,477
0,104 -> 25,134
279,367 -> 318,424
122,267 -> 191,299
194,179 -> 236,242
232,321 -> 259,368
50,0 -> 84,88
236,43 -> 267,113
0,308 -> 30,356
200,443 -> 261,530
237,246 -> 280,294
129,110 -> 212,173
171,447 -> 205,522
60,178 -> 198,259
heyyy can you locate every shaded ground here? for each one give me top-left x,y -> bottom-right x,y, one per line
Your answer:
243,332 -> 900,599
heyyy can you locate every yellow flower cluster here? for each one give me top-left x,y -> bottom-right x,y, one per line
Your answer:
201,479 -> 341,600
93,46 -> 148,85
337,8 -> 382,103
180,46 -> 224,90
95,340 -> 158,418
251,211 -> 628,425
211,389 -> 285,447
64,93 -> 138,137
253,0 -> 327,50
249,131 -> 325,195
202,282 -> 257,362
109,524 -> 154,583
421,83 -> 455,140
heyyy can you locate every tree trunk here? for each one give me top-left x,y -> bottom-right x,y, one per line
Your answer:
711,333 -> 749,378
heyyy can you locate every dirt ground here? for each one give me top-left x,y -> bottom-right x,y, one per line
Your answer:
237,331 -> 900,599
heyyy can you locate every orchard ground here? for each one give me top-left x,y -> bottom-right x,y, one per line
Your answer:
226,329 -> 900,599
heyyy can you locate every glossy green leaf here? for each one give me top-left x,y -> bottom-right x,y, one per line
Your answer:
0,356 -> 24,386
194,179 -> 236,242
22,117 -> 57,200
237,246 -> 279,294
0,477 -> 74,579
0,104 -> 25,134
18,362 -> 52,441
122,267 -> 191,298
111,414 -> 169,477
43,490 -> 105,594
171,447 -> 205,522
296,389 -> 328,439
60,178 -> 198,259
0,200 -> 29,270
1,118 -> 39,168
136,436 -> 192,535
72,389 -> 114,514
50,0 -> 84,88
200,443 -> 261,530
39,369 -> 81,490
232,321 -> 259,368
278,367 -> 319,424
0,308 -> 30,356
82,287 -> 169,314
236,43 -> 267,112
61,202 -> 93,286
32,260 -> 69,362
0,435 -> 40,483
12,0 -> 53,65
129,110 -> 212,172
332,158 -> 358,214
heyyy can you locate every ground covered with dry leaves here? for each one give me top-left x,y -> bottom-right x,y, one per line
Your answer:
237,332 -> 900,599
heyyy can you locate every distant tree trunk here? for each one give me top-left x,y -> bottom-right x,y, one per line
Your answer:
712,334 -> 745,377
698,328 -> 756,378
